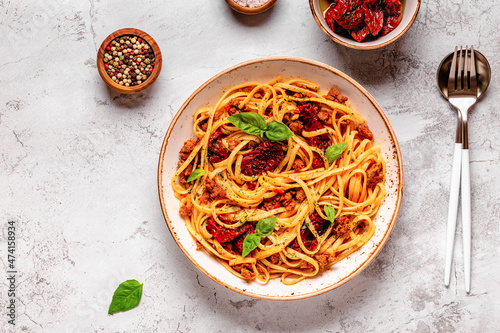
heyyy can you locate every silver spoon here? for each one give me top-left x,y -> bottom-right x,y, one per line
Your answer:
437,48 -> 491,289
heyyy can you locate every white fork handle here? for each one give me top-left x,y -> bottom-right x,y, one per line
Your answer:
445,143 -> 462,286
461,149 -> 471,293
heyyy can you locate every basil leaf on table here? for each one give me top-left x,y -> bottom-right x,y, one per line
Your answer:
242,233 -> 261,258
228,112 -> 293,142
108,279 -> 143,314
324,206 -> 336,223
326,142 -> 348,163
255,216 -> 277,238
186,169 -> 206,182
241,216 -> 277,257
227,112 -> 266,137
264,121 -> 294,141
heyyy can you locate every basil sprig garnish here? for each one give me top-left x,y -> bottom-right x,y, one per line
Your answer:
108,279 -> 143,314
228,112 -> 267,136
324,206 -> 336,223
186,169 -> 205,182
325,142 -> 348,163
242,216 -> 277,257
228,112 -> 293,141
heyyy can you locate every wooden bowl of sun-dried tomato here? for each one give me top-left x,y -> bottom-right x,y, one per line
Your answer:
309,0 -> 421,49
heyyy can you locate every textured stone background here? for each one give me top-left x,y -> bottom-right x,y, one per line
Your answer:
1,0 -> 500,332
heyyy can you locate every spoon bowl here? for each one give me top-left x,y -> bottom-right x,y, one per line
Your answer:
437,49 -> 491,99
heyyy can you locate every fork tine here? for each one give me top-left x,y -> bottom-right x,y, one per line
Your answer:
470,45 -> 478,94
448,46 -> 458,93
464,46 -> 469,89
457,46 -> 464,90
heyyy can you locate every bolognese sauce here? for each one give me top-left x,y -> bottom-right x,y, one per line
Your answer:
172,77 -> 387,285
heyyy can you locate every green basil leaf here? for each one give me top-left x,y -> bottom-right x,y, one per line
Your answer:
108,279 -> 143,314
186,169 -> 205,182
242,233 -> 261,257
228,112 -> 267,137
324,206 -> 336,223
255,216 -> 277,238
228,113 -> 293,142
326,142 -> 348,163
264,121 -> 294,141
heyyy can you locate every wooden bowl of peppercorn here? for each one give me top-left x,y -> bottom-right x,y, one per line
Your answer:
97,28 -> 162,94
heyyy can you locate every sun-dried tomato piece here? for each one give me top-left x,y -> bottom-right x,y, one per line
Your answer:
299,103 -> 321,132
309,211 -> 330,234
383,0 -> 401,16
289,211 -> 330,253
332,0 -> 365,30
364,0 -> 381,6
351,25 -> 371,42
206,217 -> 253,244
297,103 -> 331,168
326,4 -> 346,35
363,6 -> 384,36
240,141 -> 284,176
382,14 -> 402,36
329,0 -> 349,19
207,130 -> 229,163
325,2 -> 338,29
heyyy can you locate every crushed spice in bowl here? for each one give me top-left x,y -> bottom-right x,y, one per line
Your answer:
225,0 -> 277,15
235,0 -> 268,7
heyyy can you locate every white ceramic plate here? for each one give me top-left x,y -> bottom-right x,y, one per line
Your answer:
309,0 -> 421,50
158,57 -> 403,300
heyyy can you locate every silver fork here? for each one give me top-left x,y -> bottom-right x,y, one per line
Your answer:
445,45 -> 477,293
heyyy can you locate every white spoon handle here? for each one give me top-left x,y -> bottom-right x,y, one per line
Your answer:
461,149 -> 471,293
445,143 -> 462,286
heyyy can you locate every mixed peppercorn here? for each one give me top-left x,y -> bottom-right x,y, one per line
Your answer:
102,35 -> 155,87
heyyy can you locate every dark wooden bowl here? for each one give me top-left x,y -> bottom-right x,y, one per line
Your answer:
97,28 -> 162,94
225,0 -> 277,15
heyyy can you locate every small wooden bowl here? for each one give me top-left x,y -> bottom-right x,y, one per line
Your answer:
97,28 -> 162,94
225,0 -> 277,15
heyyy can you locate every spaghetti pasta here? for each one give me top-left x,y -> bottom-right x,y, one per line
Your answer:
173,76 -> 386,285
